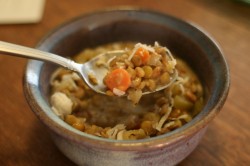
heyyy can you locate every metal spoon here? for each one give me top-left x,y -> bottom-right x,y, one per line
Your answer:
0,41 -> 177,95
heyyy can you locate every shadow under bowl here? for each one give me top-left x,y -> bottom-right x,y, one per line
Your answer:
23,8 -> 230,166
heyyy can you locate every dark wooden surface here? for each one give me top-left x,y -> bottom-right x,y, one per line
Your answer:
0,0 -> 249,165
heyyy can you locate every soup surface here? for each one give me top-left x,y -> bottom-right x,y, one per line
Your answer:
50,42 -> 204,140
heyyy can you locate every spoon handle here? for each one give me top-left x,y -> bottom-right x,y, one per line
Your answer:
0,41 -> 77,71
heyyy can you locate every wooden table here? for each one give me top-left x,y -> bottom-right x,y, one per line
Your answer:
0,0 -> 249,165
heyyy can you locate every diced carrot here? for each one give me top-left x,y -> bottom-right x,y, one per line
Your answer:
135,47 -> 150,64
104,68 -> 131,92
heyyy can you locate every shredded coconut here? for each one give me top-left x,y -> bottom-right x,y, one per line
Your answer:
177,114 -> 192,122
163,121 -> 176,128
50,68 -> 63,85
155,107 -> 173,131
51,73 -> 78,91
71,72 -> 81,80
113,88 -> 125,96
117,130 -> 126,140
106,124 -> 126,139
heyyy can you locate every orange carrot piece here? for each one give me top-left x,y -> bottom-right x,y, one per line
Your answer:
104,68 -> 131,92
135,47 -> 150,64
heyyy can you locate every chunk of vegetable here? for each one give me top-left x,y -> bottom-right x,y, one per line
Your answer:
137,47 -> 150,62
104,68 -> 131,92
132,47 -> 150,66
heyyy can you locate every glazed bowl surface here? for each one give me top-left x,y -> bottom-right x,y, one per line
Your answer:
24,9 -> 229,166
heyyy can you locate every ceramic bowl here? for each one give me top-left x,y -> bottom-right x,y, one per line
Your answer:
23,9 -> 230,166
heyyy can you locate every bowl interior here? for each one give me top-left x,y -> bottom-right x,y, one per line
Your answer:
26,9 -> 229,144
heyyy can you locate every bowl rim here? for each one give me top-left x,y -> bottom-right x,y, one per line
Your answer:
23,7 -> 230,151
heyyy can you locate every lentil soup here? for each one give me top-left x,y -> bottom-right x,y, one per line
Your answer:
49,42 -> 204,140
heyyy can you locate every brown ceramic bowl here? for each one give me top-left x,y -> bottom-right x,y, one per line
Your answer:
23,9 -> 229,166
